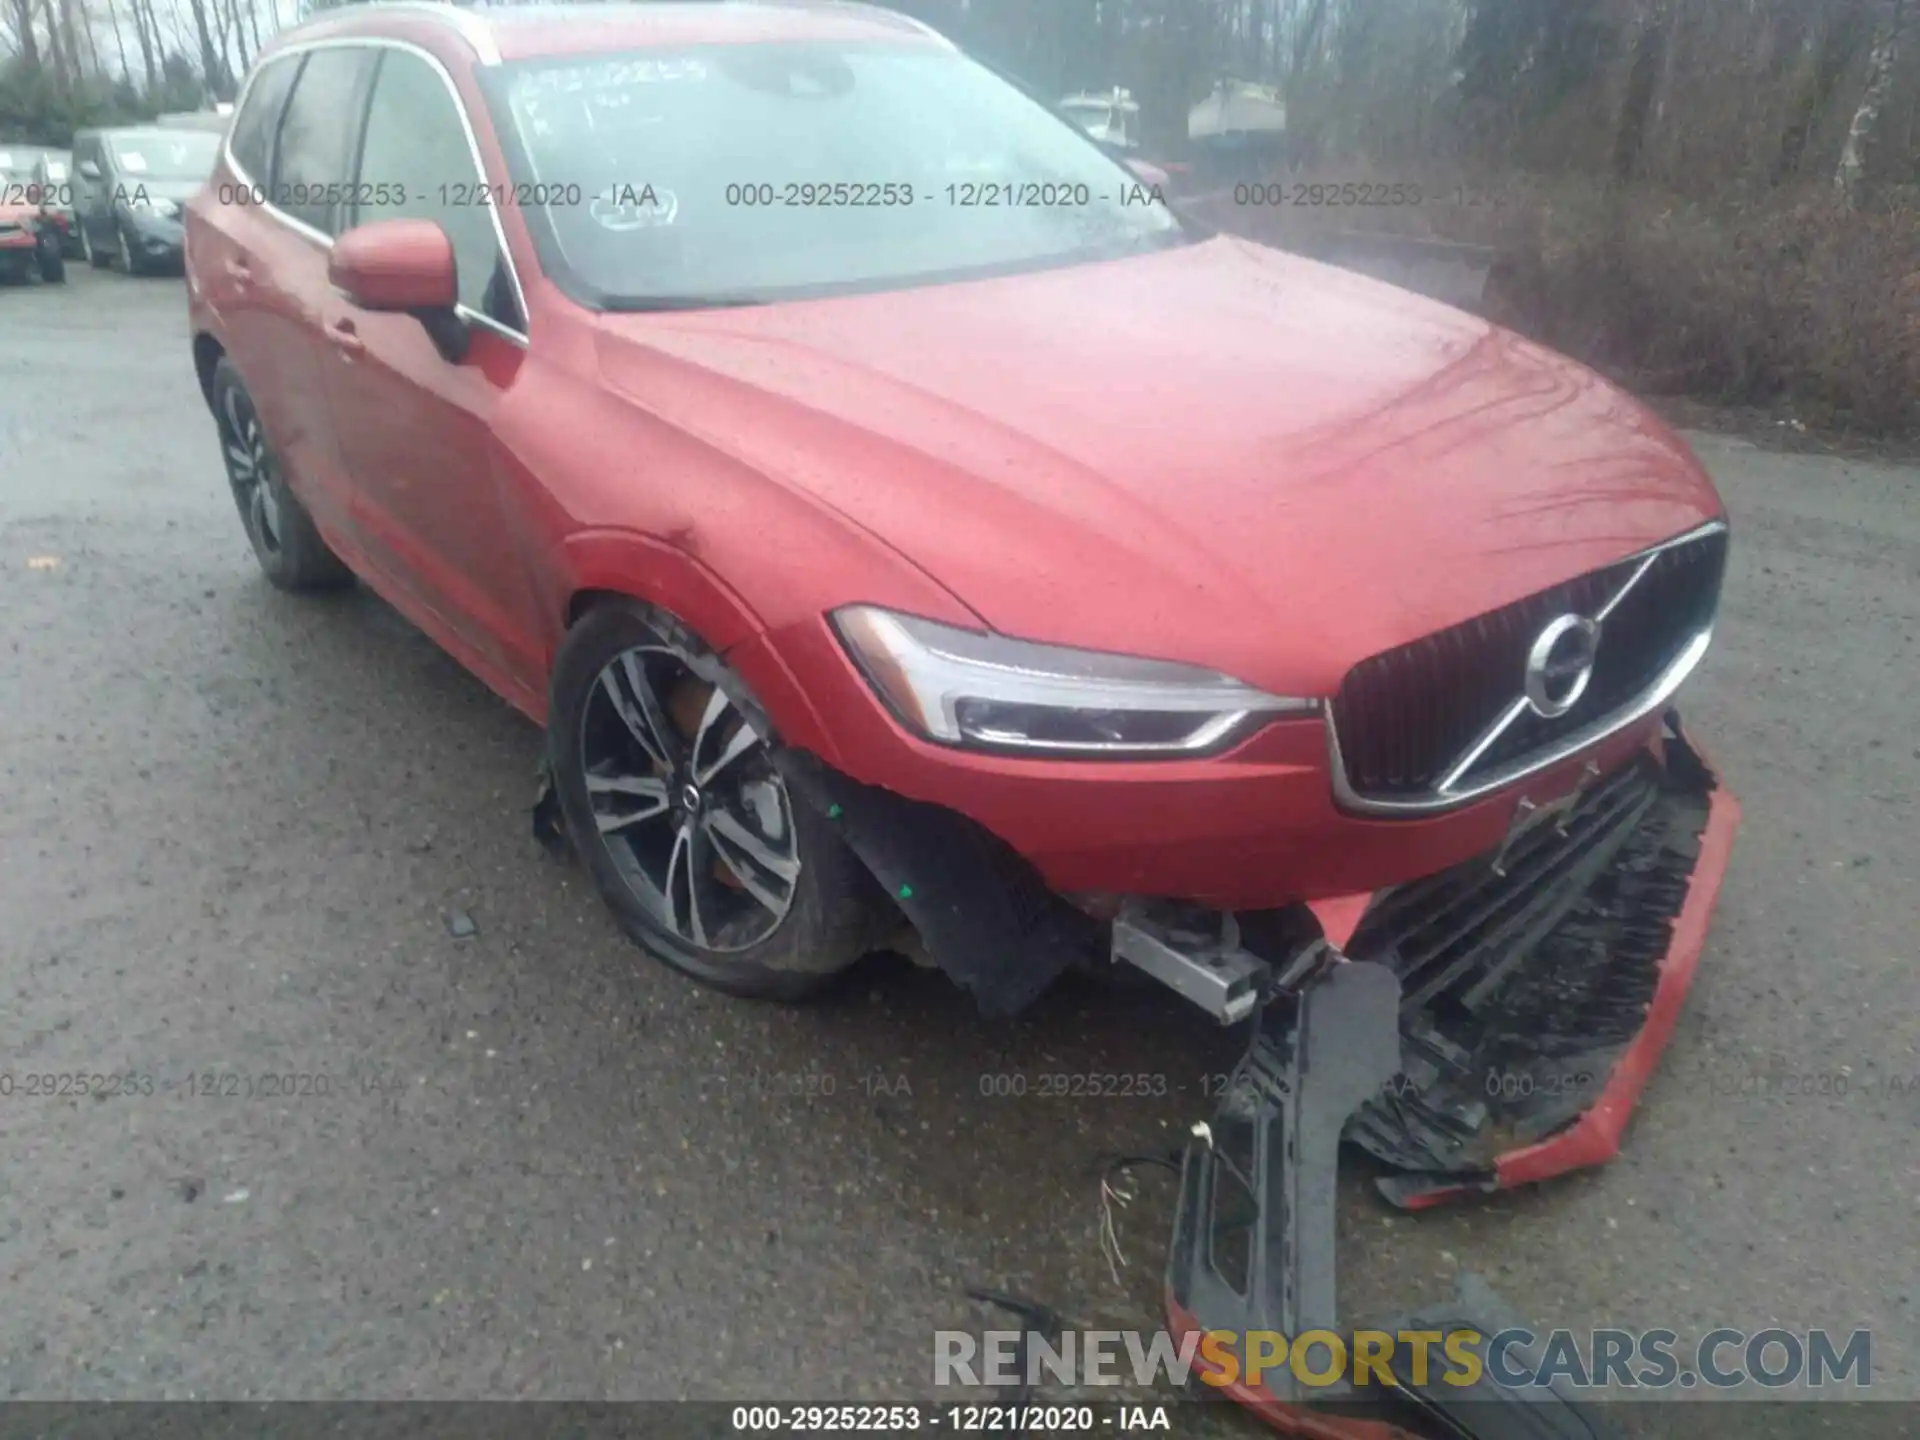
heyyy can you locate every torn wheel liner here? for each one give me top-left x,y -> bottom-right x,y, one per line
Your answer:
774,748 -> 1100,1017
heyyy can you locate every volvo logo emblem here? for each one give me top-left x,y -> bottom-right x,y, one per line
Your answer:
1523,614 -> 1600,719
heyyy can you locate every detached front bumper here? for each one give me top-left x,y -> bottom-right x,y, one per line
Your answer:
1345,715 -> 1738,1205
1162,716 -> 1736,1437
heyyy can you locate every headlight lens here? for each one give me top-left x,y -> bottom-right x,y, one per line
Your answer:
832,605 -> 1318,757
131,196 -> 179,219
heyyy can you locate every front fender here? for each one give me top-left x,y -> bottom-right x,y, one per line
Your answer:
543,528 -> 850,765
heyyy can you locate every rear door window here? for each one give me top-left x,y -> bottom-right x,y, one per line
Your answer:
230,54 -> 302,186
272,46 -> 376,235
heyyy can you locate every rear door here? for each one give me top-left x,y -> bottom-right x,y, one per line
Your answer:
318,43 -> 544,700
230,45 -> 377,540
194,52 -> 304,471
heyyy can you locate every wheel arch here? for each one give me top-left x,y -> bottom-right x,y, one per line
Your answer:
553,530 -> 844,766
192,332 -> 225,412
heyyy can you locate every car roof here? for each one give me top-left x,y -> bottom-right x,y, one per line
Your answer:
277,1 -> 948,65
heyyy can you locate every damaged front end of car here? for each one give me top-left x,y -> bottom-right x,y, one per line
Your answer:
766,710 -> 1736,1438
530,541 -> 1739,1437
1157,714 -> 1737,1438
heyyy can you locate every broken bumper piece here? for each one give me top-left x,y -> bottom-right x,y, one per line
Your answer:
1346,716 -> 1740,1207
1163,718 -> 1734,1437
1164,959 -> 1614,1438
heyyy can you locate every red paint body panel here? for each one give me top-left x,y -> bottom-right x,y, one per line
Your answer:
0,199 -> 40,247
1164,1298 -> 1422,1440
595,239 -> 1720,699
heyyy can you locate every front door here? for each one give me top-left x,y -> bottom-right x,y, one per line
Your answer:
319,45 -> 544,707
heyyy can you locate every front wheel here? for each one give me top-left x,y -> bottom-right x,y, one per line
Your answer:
549,601 -> 877,1000
37,236 -> 65,283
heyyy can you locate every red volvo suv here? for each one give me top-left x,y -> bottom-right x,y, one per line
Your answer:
184,1 -> 1740,1234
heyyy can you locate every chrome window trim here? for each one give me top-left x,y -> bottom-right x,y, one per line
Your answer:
1327,518 -> 1730,817
222,35 -> 529,346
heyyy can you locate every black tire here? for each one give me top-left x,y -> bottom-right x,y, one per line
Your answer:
210,358 -> 354,592
37,237 -> 65,283
82,221 -> 107,268
117,223 -> 145,276
550,600 -> 877,1001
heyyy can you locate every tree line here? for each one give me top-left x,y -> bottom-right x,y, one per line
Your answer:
7,0 -> 1910,208
892,0 -> 1914,209
1,0 -> 269,141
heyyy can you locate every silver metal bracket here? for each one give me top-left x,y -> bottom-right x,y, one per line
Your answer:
1110,904 -> 1271,1024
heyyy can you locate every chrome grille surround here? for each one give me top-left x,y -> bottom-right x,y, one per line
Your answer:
1328,520 -> 1729,816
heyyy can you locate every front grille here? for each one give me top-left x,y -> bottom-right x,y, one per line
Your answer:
1331,525 -> 1727,802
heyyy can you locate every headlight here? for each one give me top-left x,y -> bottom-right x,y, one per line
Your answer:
832,605 -> 1318,757
130,196 -> 179,219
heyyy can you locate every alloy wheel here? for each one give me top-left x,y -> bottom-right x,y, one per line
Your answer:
217,385 -> 284,556
579,644 -> 800,953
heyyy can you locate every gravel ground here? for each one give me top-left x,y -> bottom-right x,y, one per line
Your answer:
2,264 -> 1915,1431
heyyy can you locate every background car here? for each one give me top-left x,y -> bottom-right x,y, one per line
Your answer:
31,151 -> 82,258
0,147 -> 66,285
70,126 -> 221,274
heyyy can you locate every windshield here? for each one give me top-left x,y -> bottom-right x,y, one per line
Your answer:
485,41 -> 1183,308
44,158 -> 69,182
108,132 -> 221,183
0,150 -> 31,183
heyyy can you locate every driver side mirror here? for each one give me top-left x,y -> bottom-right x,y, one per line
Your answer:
77,159 -> 101,180
330,219 -> 469,363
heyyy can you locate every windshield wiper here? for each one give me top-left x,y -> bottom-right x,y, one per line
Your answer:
603,294 -> 769,313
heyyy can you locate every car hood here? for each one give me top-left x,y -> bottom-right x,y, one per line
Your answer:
0,199 -> 40,224
594,236 -> 1722,696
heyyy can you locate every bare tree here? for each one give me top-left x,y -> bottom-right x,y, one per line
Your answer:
58,0 -> 82,78
7,0 -> 43,68
1772,2 -> 1868,184
130,0 -> 157,88
103,0 -> 131,81
1836,0 -> 1908,203
181,0 -> 222,96
1613,0 -> 1671,178
40,0 -> 69,85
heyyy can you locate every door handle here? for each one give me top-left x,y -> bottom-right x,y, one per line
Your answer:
327,317 -> 365,360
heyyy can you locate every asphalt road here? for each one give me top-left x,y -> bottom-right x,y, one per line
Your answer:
2,263 -> 1916,1427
